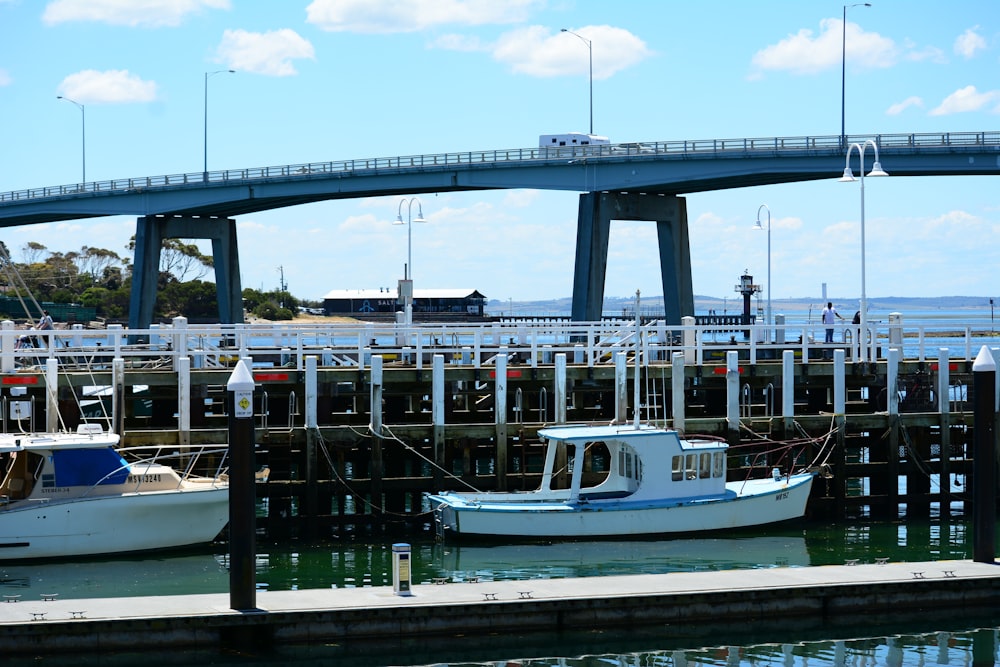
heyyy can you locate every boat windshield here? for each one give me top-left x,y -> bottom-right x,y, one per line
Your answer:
52,448 -> 130,486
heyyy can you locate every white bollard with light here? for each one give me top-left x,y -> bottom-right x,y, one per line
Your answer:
392,543 -> 413,596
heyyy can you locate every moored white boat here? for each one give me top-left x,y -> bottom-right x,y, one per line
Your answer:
0,424 -> 229,560
426,423 -> 815,540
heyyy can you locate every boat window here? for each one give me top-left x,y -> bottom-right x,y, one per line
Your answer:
684,454 -> 697,480
713,452 -> 725,478
671,455 -> 682,481
699,453 -> 711,479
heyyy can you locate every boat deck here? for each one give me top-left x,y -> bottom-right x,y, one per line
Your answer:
1,558 -> 998,657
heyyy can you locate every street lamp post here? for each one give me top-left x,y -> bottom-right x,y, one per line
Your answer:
204,69 -> 235,180
753,204 -> 772,339
56,96 -> 85,183
841,3 -> 871,148
395,198 -> 426,323
561,28 -> 593,135
839,139 -> 888,363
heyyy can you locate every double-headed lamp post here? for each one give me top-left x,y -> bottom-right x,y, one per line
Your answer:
561,28 -> 593,135
395,197 -> 426,322
839,139 -> 888,363
204,69 -> 235,179
841,3 -> 871,147
752,204 -> 772,335
56,96 -> 85,183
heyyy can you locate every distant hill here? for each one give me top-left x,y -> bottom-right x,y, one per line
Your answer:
490,295 -> 995,316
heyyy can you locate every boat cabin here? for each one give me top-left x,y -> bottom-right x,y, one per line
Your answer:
536,424 -> 729,503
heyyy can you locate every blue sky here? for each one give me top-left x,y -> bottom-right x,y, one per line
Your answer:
0,0 -> 998,305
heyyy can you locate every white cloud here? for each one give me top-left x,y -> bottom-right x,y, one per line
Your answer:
929,85 -> 1000,116
750,18 -> 896,76
215,29 -> 315,77
954,26 -> 987,59
0,68 -> 10,86
886,96 -> 923,115
306,0 -> 541,34
42,0 -> 229,28
491,25 -> 652,79
430,33 -> 485,52
57,69 -> 158,103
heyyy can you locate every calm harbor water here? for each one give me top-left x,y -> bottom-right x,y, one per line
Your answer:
3,519 -> 998,666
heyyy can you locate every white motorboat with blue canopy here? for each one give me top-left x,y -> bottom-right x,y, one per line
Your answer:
426,423 -> 815,540
0,424 -> 229,560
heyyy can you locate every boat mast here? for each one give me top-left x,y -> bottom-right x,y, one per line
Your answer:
633,289 -> 640,429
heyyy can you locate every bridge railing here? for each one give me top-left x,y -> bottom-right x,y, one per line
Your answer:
3,131 -> 999,204
1,317 -> 995,374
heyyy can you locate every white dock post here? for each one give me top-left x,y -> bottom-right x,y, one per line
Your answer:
45,359 -> 58,433
495,347 -> 508,490
432,353 -> 445,478
671,352 -> 685,433
782,350 -> 795,429
887,348 -> 900,415
305,355 -> 318,428
178,356 -> 191,446
1,320 -> 15,373
555,352 -> 567,424
370,355 -> 383,434
304,355 -> 318,530
774,313 -> 786,345
172,316 -> 188,371
833,349 -> 846,415
682,315 -> 696,364
726,351 -> 739,435
112,357 -> 125,436
615,351 -> 628,423
937,347 -> 950,414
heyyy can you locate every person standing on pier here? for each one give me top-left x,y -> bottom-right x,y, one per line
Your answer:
822,302 -> 844,356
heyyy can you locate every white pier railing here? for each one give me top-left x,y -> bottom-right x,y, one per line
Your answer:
1,315 -> 997,373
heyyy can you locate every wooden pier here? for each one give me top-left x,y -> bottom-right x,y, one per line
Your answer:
2,316 -> 997,538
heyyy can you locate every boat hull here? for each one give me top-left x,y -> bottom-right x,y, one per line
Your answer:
0,486 -> 229,560
427,473 -> 814,539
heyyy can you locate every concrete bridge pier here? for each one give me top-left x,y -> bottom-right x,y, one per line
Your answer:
128,215 -> 244,330
570,192 -> 694,324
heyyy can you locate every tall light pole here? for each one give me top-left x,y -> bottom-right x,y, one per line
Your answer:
839,139 -> 888,363
753,204 -> 772,336
57,96 -> 85,183
395,198 -> 426,322
561,28 -> 593,135
841,3 -> 871,148
204,69 -> 235,180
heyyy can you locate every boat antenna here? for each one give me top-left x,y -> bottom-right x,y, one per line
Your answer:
633,289 -> 641,429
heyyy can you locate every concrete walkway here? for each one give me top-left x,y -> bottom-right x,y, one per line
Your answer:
1,559 -> 998,655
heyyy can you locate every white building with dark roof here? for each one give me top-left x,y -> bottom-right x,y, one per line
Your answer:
322,288 -> 487,318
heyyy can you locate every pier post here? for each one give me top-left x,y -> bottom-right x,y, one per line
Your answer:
1,320 -> 14,373
615,351 -> 628,423
304,356 -> 318,535
972,345 -> 996,563
726,351 -> 739,441
937,348 -> 952,514
671,352 -> 685,432
432,354 -> 445,489
45,359 -> 58,433
886,348 -> 902,519
370,355 -> 384,521
112,358 -> 125,436
178,356 -> 190,446
226,359 -> 257,611
555,353 -> 567,424
833,349 -> 846,415
782,350 -> 794,432
495,347 -> 508,491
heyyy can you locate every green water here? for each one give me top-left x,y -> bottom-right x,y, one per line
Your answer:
0,519 -> 984,600
2,519 -> 997,666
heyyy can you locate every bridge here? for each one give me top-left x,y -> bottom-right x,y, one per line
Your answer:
1,130 -> 997,328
